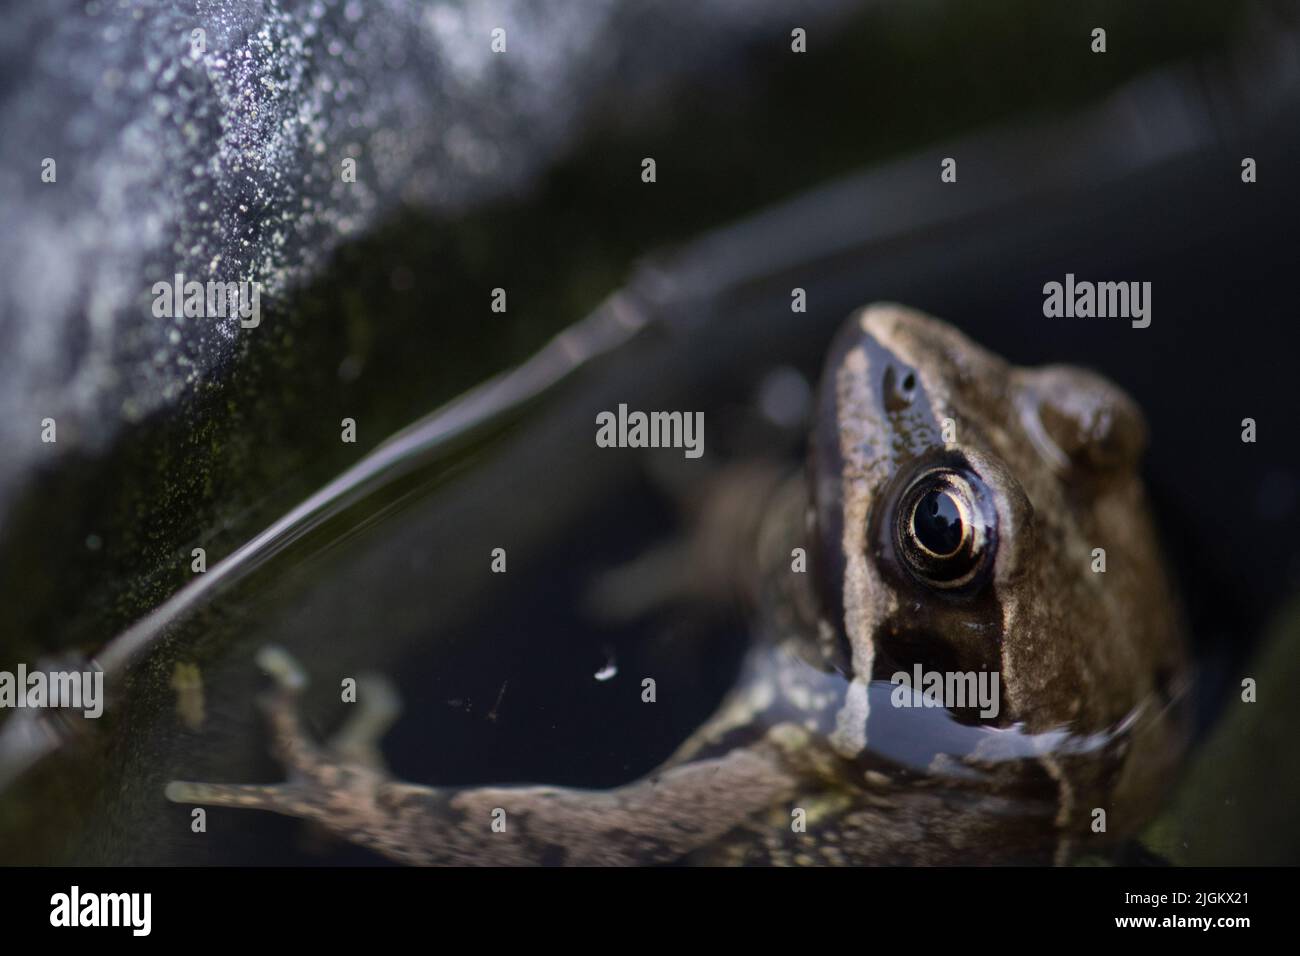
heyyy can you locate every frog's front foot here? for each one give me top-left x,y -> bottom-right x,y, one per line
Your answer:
165,645 -> 402,826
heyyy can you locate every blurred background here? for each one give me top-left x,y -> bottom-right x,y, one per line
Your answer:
0,0 -> 1297,864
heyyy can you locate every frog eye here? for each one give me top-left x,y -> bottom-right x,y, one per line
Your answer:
1019,366 -> 1147,477
895,467 -> 997,590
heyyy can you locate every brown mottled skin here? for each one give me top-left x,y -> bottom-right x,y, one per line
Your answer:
166,304 -> 1190,865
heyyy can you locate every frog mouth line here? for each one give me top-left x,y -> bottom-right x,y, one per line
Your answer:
860,674 -> 1191,785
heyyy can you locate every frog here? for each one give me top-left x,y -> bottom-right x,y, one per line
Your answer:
164,303 -> 1190,865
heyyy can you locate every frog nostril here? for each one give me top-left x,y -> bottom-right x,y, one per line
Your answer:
882,366 -> 918,411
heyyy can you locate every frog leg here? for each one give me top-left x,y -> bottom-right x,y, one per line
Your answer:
167,646 -> 803,865
585,462 -> 786,623
583,539 -> 696,621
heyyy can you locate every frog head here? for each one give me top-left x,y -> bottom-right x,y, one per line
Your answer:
809,303 -> 1189,844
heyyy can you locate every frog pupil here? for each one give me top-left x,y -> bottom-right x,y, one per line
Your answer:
914,489 -> 963,556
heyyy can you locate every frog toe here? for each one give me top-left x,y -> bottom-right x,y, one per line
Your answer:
328,673 -> 401,770
255,644 -> 308,693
